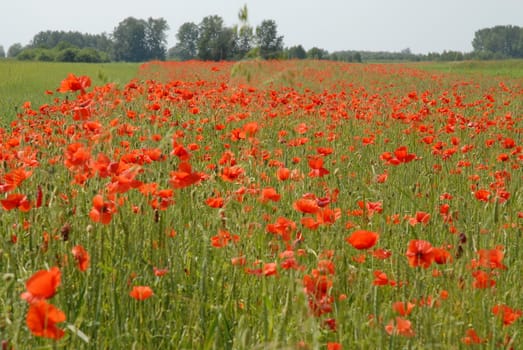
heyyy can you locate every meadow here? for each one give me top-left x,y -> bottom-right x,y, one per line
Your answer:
0,59 -> 521,349
413,59 -> 523,79
0,61 -> 138,126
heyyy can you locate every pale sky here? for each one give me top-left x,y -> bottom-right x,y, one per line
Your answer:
1,0 -> 522,54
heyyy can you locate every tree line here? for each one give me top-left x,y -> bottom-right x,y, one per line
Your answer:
0,17 -> 169,63
0,10 -> 522,63
472,25 -> 523,59
0,6 -> 287,63
169,6 -> 284,61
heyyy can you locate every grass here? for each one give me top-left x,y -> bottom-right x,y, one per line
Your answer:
0,60 -> 139,125
0,59 -> 522,349
412,59 -> 523,78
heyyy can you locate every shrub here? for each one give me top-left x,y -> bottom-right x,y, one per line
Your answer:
55,48 -> 79,62
16,49 -> 38,61
75,48 -> 103,63
36,49 -> 55,62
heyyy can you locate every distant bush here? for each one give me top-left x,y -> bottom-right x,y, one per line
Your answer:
16,46 -> 109,63
75,48 -> 106,63
16,49 -> 38,61
55,48 -> 80,62
36,49 -> 56,62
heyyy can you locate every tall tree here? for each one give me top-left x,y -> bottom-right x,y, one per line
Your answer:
172,22 -> 199,61
113,17 -> 169,62
197,15 -> 222,61
472,25 -> 523,58
197,15 -> 236,61
307,47 -> 328,59
286,45 -> 306,59
7,43 -> 23,58
145,17 -> 169,60
217,27 -> 238,60
255,20 -> 283,59
0,45 -> 5,58
113,17 -> 148,61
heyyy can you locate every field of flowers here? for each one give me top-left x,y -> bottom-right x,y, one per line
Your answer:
0,59 -> 522,349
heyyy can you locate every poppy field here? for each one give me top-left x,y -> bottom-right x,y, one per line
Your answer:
0,59 -> 522,349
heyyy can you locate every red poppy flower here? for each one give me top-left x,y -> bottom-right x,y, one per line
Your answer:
382,146 -> 417,165
263,262 -> 278,276
231,256 -> 247,266
72,245 -> 90,272
279,250 -> 300,270
492,304 -> 522,326
405,240 -> 434,268
171,144 -> 191,161
301,216 -> 321,230
210,229 -> 240,248
295,123 -> 309,134
414,211 -> 431,225
260,187 -> 281,203
501,137 -> 515,149
220,166 -> 244,182
1,193 -> 31,212
327,342 -> 342,350
89,194 -> 117,225
461,328 -> 485,344
64,142 -> 91,169
346,230 -> 379,250
242,121 -> 259,136
26,300 -> 66,339
129,286 -> 153,300
276,167 -> 291,181
294,198 -> 320,214
373,270 -> 392,286
58,73 -> 91,94
471,247 -> 507,270
2,168 -> 32,192
107,166 -> 143,194
308,156 -> 329,177
432,247 -> 452,264
266,217 -> 297,241
471,270 -> 496,289
302,274 -> 334,316
392,301 -> 415,316
372,248 -> 392,260
205,196 -> 224,208
376,172 -> 388,183
73,98 -> 92,120
153,267 -> 169,277
385,317 -> 415,337
474,189 -> 491,202
21,267 -> 61,302
169,162 -> 205,189
357,200 -> 383,217
497,153 -> 509,162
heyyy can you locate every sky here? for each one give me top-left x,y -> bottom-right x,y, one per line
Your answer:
1,0 -> 522,54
